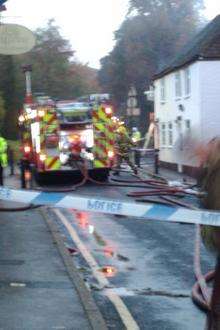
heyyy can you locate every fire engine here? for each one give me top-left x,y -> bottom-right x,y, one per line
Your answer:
18,95 -> 116,184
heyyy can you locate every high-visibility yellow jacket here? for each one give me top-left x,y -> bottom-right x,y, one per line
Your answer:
132,131 -> 141,143
115,126 -> 134,155
0,137 -> 8,167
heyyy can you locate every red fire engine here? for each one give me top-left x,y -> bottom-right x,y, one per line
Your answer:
18,67 -> 116,185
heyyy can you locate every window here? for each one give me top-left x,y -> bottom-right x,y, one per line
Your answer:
168,122 -> 173,146
175,72 -> 182,98
184,68 -> 191,96
161,123 -> 166,146
160,78 -> 166,102
185,119 -> 190,130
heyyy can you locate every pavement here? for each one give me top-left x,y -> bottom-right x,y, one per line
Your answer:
139,163 -> 196,183
0,196 -> 106,329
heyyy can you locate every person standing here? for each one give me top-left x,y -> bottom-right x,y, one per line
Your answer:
114,124 -> 137,175
0,135 -> 8,185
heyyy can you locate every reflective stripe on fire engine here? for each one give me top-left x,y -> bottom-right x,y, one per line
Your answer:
44,112 -> 58,135
93,159 -> 108,168
23,131 -> 31,144
93,106 -> 112,124
92,105 -> 115,169
40,122 -> 46,147
45,156 -> 61,170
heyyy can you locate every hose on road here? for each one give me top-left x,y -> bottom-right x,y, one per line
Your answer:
0,204 -> 41,212
158,195 -> 213,311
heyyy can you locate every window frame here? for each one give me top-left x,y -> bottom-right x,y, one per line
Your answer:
160,122 -> 166,147
184,68 -> 191,97
175,71 -> 182,99
168,122 -> 173,147
160,78 -> 166,103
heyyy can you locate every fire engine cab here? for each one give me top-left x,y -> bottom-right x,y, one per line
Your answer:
18,96 -> 116,184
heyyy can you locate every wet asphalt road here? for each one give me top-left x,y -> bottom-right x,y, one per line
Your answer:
52,171 -> 215,330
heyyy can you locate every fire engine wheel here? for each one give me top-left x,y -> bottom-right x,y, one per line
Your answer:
34,171 -> 48,186
90,169 -> 110,182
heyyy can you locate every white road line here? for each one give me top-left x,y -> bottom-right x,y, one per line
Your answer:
54,209 -> 140,330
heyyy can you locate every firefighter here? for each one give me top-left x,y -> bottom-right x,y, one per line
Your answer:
0,135 -> 8,185
131,127 -> 141,168
113,123 -> 138,175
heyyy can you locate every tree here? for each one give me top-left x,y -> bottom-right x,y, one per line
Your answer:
0,93 -> 5,132
129,0 -> 204,20
24,19 -> 75,99
0,19 -> 100,139
0,56 -> 17,138
99,0 -> 205,130
17,19 -> 101,100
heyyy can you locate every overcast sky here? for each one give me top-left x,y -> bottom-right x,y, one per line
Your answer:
3,0 -> 220,68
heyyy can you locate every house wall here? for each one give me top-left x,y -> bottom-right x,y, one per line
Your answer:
200,61 -> 220,143
154,62 -> 202,169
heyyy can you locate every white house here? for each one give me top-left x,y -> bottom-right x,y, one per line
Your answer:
153,15 -> 220,174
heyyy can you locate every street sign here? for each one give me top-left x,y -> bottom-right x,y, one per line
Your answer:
0,24 -> 36,55
126,108 -> 140,116
127,96 -> 137,108
132,108 -> 140,116
128,86 -> 137,97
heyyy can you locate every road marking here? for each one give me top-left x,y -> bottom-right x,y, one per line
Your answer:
10,282 -> 26,287
54,209 -> 140,330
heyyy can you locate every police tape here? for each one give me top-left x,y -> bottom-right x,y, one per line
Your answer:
1,186 -> 220,227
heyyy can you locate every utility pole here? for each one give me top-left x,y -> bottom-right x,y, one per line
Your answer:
22,64 -> 33,105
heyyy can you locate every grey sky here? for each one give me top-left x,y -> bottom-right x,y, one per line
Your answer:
3,0 -> 219,68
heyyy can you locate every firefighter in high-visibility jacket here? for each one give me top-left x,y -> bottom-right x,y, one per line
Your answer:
114,124 -> 137,175
0,136 -> 8,185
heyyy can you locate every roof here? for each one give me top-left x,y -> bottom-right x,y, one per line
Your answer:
154,15 -> 220,79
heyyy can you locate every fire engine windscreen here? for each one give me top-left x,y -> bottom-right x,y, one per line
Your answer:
56,102 -> 92,123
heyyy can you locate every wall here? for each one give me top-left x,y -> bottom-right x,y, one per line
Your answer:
154,62 -> 202,168
200,61 -> 220,143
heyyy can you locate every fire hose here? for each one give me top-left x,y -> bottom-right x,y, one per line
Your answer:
0,204 -> 41,212
158,195 -> 213,311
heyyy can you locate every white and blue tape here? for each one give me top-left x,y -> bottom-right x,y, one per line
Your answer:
0,186 -> 220,227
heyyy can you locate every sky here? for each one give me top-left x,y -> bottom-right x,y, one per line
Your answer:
2,0 -> 220,69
